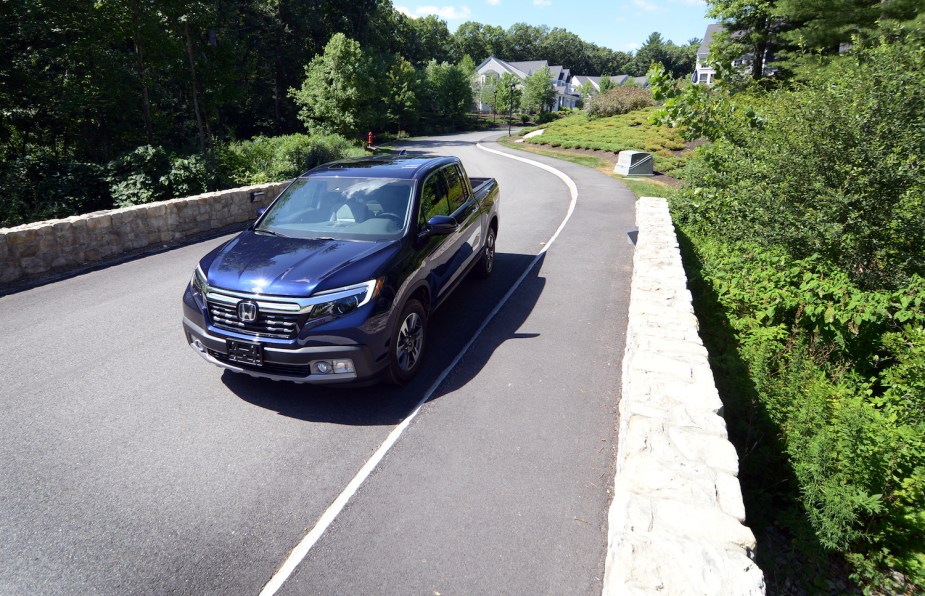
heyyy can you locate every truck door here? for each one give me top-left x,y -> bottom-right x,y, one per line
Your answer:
416,169 -> 457,299
442,163 -> 483,290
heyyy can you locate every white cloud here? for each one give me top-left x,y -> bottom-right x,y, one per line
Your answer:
626,42 -> 641,50
632,0 -> 661,11
400,5 -> 472,19
534,0 -> 552,5
486,0 -> 501,5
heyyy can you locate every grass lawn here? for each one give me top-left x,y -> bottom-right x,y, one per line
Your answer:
518,107 -> 693,179
497,135 -> 677,201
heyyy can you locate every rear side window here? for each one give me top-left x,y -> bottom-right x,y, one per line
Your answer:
443,165 -> 469,211
418,172 -> 450,229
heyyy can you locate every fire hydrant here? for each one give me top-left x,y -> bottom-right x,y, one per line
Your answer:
367,131 -> 374,147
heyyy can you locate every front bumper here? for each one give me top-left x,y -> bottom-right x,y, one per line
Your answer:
182,316 -> 385,384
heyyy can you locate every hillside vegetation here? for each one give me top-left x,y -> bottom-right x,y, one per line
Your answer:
522,108 -> 693,179
650,25 -> 925,592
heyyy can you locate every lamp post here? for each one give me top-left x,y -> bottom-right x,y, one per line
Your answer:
508,81 -> 515,136
493,89 -> 498,125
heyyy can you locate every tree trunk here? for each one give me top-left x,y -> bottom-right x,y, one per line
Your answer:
131,0 -> 154,145
182,20 -> 207,154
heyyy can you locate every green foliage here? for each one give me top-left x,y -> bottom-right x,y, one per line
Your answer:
626,31 -> 700,78
485,73 -> 522,119
672,37 -> 925,289
520,66 -> 557,113
684,233 -> 925,588
382,55 -> 420,133
0,153 -> 111,227
419,60 -> 474,126
586,86 -> 654,118
670,30 -> 925,589
648,62 -> 761,143
108,145 -> 210,207
522,109 -> 691,178
290,33 -> 377,138
217,134 -> 365,186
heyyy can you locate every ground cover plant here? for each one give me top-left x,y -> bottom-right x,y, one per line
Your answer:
521,108 -> 693,178
654,28 -> 925,591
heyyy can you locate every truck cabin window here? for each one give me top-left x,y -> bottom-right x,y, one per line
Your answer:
256,177 -> 413,241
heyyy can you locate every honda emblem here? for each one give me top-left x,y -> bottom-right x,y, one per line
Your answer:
237,300 -> 259,323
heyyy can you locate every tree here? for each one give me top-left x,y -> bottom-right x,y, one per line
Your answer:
452,21 -> 507,63
420,60 -> 473,126
382,55 -> 418,133
407,15 -> 454,65
771,0 -> 924,70
290,33 -> 376,137
599,75 -> 614,93
520,66 -> 556,113
706,0 -> 779,79
493,73 -> 522,119
506,22 -> 548,60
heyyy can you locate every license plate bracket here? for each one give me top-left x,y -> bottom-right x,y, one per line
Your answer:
227,340 -> 263,366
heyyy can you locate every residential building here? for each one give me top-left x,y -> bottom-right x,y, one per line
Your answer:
693,23 -> 722,85
694,23 -> 776,85
475,57 -> 579,112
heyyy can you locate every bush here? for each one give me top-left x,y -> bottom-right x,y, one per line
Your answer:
664,31 -> 925,589
0,152 -> 111,227
672,37 -> 925,290
587,86 -> 654,118
217,133 -> 365,186
688,237 -> 925,588
107,145 -> 210,207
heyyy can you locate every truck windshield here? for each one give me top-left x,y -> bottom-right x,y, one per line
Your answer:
255,177 -> 414,241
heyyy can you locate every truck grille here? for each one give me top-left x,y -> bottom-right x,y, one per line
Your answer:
208,300 -> 301,339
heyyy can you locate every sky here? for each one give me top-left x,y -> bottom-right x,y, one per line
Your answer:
394,0 -> 715,53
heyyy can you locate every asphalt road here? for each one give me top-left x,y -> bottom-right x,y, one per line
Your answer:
0,131 -> 636,595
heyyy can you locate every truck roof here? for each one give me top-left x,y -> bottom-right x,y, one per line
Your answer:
302,154 -> 458,180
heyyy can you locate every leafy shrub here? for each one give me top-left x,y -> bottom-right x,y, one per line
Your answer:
217,133 -> 365,186
535,111 -> 557,124
685,234 -> 925,588
108,145 -> 210,207
586,86 -> 654,118
0,152 -> 111,227
670,37 -> 925,290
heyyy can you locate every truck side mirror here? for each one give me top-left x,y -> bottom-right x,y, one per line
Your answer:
424,215 -> 457,236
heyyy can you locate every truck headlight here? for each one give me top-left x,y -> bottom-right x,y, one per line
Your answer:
308,279 -> 383,320
191,265 -> 208,304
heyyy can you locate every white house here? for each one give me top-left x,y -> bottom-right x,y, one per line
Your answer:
694,23 -> 776,85
693,23 -> 722,85
475,57 -> 580,112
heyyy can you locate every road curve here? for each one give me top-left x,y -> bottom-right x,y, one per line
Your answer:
0,130 -> 636,595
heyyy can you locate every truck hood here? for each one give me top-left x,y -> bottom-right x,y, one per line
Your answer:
202,231 -> 399,297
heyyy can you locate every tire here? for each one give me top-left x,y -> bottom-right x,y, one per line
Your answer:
474,225 -> 496,279
384,298 -> 427,385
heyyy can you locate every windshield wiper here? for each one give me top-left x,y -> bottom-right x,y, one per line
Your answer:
254,227 -> 286,237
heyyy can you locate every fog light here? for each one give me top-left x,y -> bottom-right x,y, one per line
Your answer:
193,339 -> 205,352
312,361 -> 333,374
333,359 -> 355,374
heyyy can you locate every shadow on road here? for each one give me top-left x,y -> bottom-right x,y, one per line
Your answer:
221,252 -> 544,425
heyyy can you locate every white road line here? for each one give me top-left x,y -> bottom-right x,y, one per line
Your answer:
258,141 -> 579,596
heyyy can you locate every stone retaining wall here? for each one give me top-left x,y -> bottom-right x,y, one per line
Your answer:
0,181 -> 289,288
603,197 -> 765,595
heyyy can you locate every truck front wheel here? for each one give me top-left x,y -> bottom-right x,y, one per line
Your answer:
385,298 -> 427,385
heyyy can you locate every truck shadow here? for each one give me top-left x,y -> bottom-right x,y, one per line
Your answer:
221,252 -> 544,425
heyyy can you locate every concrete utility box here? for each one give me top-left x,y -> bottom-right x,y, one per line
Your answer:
614,150 -> 654,177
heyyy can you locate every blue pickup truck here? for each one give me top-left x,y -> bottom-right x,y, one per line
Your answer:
182,154 -> 500,385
